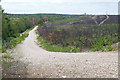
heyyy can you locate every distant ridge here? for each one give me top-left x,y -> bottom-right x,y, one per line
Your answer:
6,13 -> 84,18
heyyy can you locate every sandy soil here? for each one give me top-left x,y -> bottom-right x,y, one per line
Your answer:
9,26 -> 118,78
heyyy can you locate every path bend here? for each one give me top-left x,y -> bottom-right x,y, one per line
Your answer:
12,26 -> 118,78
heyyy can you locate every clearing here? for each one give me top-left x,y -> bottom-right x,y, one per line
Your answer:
4,26 -> 118,78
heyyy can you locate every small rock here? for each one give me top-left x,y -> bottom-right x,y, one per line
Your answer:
62,76 -> 66,78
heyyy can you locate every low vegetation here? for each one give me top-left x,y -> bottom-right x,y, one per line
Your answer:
37,36 -> 72,52
37,15 -> 119,52
2,10 -> 40,52
2,10 -> 119,53
2,33 -> 29,52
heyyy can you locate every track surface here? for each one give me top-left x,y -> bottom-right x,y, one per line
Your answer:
12,26 -> 118,78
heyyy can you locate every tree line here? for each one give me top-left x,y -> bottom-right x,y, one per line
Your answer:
2,10 -> 40,40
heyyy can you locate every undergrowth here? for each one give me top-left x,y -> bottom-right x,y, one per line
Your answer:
37,36 -> 73,52
2,25 -> 39,53
2,33 -> 29,53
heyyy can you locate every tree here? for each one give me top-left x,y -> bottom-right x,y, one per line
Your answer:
38,18 -> 44,25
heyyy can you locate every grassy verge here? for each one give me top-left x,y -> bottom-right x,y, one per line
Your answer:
2,33 -> 29,53
2,55 -> 28,78
37,35 -> 118,53
25,25 -> 37,33
2,53 -> 13,78
0,55 -> 2,79
2,53 -> 26,78
0,41 -> 2,54
2,25 -> 37,53
2,26 -> 37,78
37,36 -> 75,53
37,36 -> 69,52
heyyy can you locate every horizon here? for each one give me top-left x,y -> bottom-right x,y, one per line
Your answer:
5,12 -> 118,15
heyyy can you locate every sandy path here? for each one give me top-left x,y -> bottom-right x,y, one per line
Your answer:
99,15 -> 109,26
12,26 -> 118,78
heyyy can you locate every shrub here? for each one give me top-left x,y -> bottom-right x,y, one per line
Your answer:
2,45 -> 6,53
2,33 -> 29,52
107,45 -> 114,51
3,54 -> 13,59
37,16 -> 119,52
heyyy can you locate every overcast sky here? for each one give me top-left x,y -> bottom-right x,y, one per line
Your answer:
1,0 -> 119,14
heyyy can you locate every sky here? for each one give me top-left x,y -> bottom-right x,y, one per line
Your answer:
0,0 -> 119,15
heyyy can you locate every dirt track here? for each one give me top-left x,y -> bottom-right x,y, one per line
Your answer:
10,26 -> 118,78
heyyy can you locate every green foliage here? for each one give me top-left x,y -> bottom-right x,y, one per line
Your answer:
107,45 -> 115,51
3,61 -> 13,68
2,10 -> 39,40
91,35 -> 112,51
2,33 -> 29,52
37,36 -> 70,52
2,45 -> 6,53
37,15 -> 118,52
2,9 -> 39,52
3,54 -> 13,59
38,19 -> 44,25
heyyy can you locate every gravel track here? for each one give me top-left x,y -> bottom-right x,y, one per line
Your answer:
11,26 -> 118,78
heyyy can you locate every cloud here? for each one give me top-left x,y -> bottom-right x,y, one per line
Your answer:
1,0 -> 118,14
2,0 -> 64,3
1,0 -> 119,3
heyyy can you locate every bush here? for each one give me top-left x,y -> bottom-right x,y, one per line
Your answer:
2,45 -> 6,53
37,16 -> 118,52
2,33 -> 29,52
107,45 -> 114,51
3,54 -> 13,59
